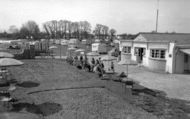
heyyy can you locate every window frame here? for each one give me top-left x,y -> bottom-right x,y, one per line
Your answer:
122,46 -> 131,54
150,49 -> 166,59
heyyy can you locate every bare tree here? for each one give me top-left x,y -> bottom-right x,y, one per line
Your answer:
43,20 -> 91,40
102,25 -> 109,39
71,22 -> 79,39
93,24 -> 102,39
94,24 -> 109,40
109,28 -> 116,42
79,21 -> 91,39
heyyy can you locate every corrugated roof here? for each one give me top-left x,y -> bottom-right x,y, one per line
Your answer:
139,32 -> 190,44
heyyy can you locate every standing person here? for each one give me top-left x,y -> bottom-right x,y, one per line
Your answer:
80,55 -> 83,67
97,64 -> 103,77
111,61 -> 115,73
96,59 -> 100,65
91,58 -> 95,72
74,56 -> 78,66
80,55 -> 83,62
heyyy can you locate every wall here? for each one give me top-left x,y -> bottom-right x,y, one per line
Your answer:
91,43 -> 99,52
119,41 -> 133,63
185,55 -> 190,72
119,41 -> 132,51
148,58 -> 166,71
175,51 -> 185,73
188,55 -> 190,71
142,49 -> 149,67
166,43 -> 175,73
147,42 -> 169,72
175,51 -> 190,73
120,53 -> 131,62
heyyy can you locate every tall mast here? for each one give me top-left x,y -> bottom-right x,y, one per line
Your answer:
156,0 -> 159,32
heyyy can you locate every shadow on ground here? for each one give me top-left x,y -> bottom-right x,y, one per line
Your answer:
131,84 -> 190,119
11,102 -> 62,116
132,84 -> 167,97
16,81 -> 40,88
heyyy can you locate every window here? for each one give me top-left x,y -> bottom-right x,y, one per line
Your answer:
122,46 -> 131,54
150,49 -> 166,59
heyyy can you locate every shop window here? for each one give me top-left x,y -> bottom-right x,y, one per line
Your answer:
150,49 -> 166,59
122,46 -> 131,54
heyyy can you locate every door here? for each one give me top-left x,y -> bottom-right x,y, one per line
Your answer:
184,54 -> 189,73
135,48 -> 145,63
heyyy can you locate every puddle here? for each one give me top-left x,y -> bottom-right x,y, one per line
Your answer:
17,81 -> 40,88
11,102 -> 62,116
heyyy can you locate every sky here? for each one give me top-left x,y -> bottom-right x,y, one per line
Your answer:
0,0 -> 190,34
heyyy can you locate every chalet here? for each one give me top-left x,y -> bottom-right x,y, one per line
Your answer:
119,32 -> 190,73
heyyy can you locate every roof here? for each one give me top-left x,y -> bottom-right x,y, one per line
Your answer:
137,32 -> 190,44
180,49 -> 190,55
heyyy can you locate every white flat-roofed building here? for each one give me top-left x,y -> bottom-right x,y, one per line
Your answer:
119,32 -> 190,74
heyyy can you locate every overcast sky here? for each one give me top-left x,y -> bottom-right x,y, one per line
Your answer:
0,0 -> 190,34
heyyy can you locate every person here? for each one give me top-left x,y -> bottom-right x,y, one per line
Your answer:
97,64 -> 103,77
91,58 -> 95,65
84,59 -> 91,72
96,59 -> 100,65
91,58 -> 95,72
100,62 -> 104,69
80,55 -> 83,62
74,56 -> 78,66
80,55 -> 83,67
111,61 -> 115,72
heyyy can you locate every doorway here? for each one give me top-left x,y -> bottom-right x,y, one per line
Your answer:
135,47 -> 145,63
184,54 -> 190,73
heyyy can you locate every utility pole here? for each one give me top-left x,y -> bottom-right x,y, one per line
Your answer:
155,0 -> 160,32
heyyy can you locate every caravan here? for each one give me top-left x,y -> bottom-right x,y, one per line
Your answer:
92,43 -> 107,54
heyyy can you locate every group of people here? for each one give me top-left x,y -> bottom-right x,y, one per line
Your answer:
0,67 -> 16,103
66,55 -> 105,77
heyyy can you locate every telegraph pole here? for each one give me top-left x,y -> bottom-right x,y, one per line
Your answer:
155,0 -> 160,32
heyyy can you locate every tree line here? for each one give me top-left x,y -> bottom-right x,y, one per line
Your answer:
0,20 -> 117,42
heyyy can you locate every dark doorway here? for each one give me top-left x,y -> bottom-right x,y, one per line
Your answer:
135,47 -> 145,63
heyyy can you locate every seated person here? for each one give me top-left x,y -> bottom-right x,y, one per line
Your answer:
118,72 -> 127,78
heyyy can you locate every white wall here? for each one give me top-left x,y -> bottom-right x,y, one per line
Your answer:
119,41 -> 133,63
148,43 -> 168,49
119,41 -> 133,51
166,43 -> 175,73
91,43 -> 99,52
142,49 -> 149,67
148,58 -> 166,71
120,53 -> 131,62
